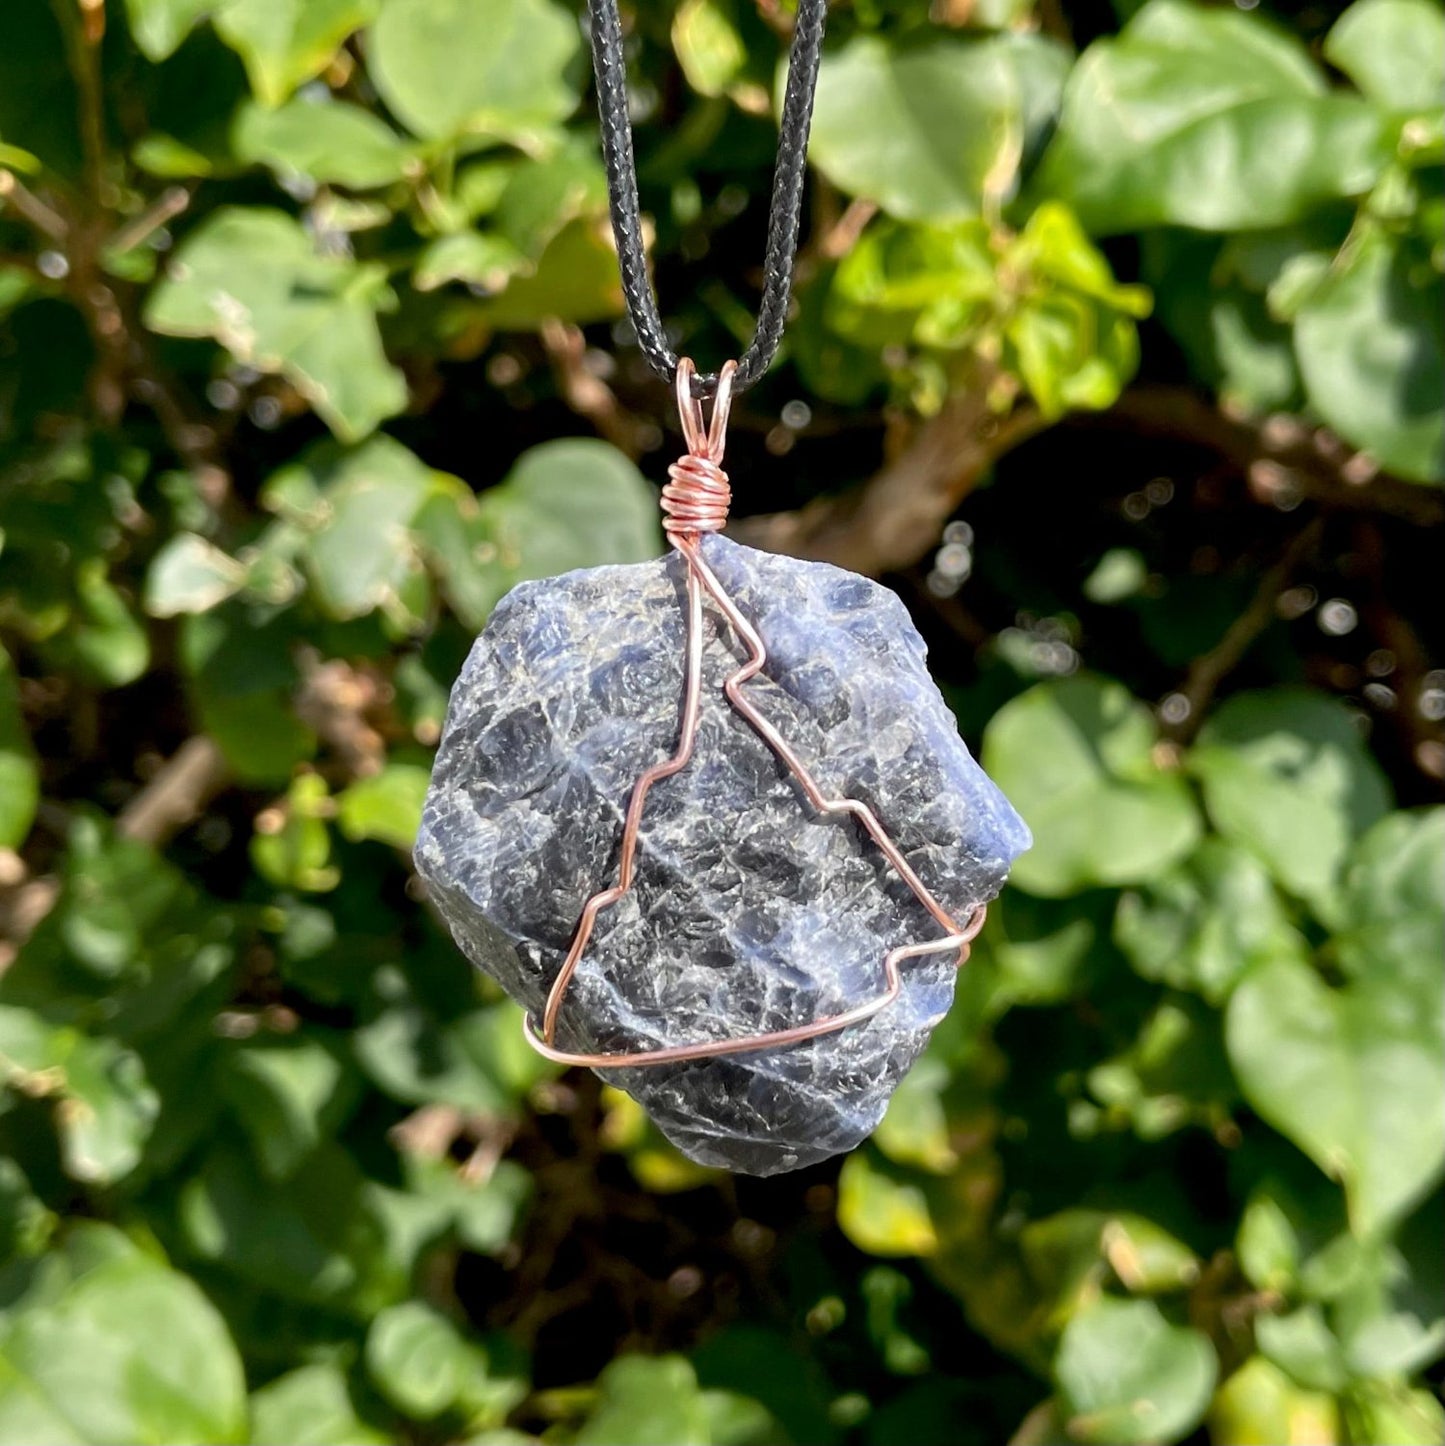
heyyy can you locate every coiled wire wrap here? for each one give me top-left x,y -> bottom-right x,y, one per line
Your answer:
661,359 -> 734,543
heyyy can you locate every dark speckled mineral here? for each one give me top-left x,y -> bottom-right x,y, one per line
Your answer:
415,535 -> 1029,1175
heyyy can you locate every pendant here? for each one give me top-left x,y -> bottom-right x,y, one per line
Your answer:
416,362 -> 1030,1175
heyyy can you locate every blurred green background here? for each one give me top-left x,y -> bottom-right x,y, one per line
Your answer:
1,0 -> 1442,1442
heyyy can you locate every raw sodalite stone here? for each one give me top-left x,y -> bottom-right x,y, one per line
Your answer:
415,534 -> 1030,1175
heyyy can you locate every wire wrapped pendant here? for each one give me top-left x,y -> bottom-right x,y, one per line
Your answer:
416,362 -> 1030,1174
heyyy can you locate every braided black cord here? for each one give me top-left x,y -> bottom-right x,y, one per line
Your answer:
586,0 -> 829,397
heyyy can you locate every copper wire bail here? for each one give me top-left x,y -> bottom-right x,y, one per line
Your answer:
522,359 -> 986,1069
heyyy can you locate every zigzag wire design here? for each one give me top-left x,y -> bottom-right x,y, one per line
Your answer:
521,361 -> 985,1069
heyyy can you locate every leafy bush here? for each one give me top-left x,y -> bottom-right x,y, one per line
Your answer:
1,0 -> 1441,1443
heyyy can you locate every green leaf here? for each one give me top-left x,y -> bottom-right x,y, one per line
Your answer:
414,233 -> 528,293
1190,690 -> 1391,913
145,207 -> 407,442
1256,1303 -> 1348,1392
575,1356 -> 711,1446
0,0 -> 84,177
354,992 -> 551,1115
2,814 -> 235,1034
1235,1165 -> 1369,1304
1341,1379 -> 1445,1446
0,1161 -> 52,1262
490,137 -> 608,257
1020,1211 -> 1199,1320
1114,839 -> 1307,1003
56,1035 -> 162,1185
698,1390 -> 779,1446
367,0 -> 581,145
1226,955 -> 1445,1237
859,1266 -> 931,1375
1033,0 -> 1390,234
1237,1191 -> 1308,1297
0,1223 -> 246,1445
1083,549 -> 1147,605
397,1155 -> 533,1256
261,434 -> 449,621
219,1032 -> 358,1180
1325,0 -> 1445,111
410,495 -> 507,630
179,1142 -> 404,1313
1206,1357 -> 1340,1446
0,648 -> 38,851
478,439 -> 661,583
872,1057 -> 957,1174
366,1311 -> 528,1429
1007,292 -> 1140,418
1293,228 -> 1444,484
829,218 -> 998,351
232,96 -> 413,188
247,1364 -> 390,1446
1003,203 -> 1150,416
409,436 -> 658,631
123,0 -> 216,61
837,1151 -> 938,1257
1331,1215 -> 1445,1378
38,563 -> 150,688
336,764 -> 430,849
478,217 -> 624,330
1055,1297 -> 1216,1445
366,1301 -> 486,1421
1087,995 -> 1237,1140
981,675 -> 1201,897
1143,230 -> 1304,416
0,1008 -> 160,1185
808,33 -> 1070,221
144,532 -> 248,617
179,608 -> 316,785
1333,808 -> 1445,993
250,774 -> 339,893
214,0 -> 378,108
672,0 -> 750,102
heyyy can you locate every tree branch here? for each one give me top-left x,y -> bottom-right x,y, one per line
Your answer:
1086,386 -> 1444,527
1166,518 -> 1325,743
117,736 -> 230,846
540,318 -> 657,460
0,171 -> 68,241
0,736 -> 232,973
732,391 -> 1046,576
109,185 -> 190,255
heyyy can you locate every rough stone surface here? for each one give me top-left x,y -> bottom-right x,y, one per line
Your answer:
415,535 -> 1030,1175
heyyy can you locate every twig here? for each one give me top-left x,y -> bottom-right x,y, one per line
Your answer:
817,198 -> 877,260
67,0 -> 110,204
117,736 -> 230,846
110,185 -> 190,255
1085,386 -> 1444,527
540,318 -> 656,459
732,390 -> 1047,576
1,736 -> 231,972
296,652 -> 388,778
0,877 -> 61,975
1167,518 -> 1325,743
0,171 -> 68,241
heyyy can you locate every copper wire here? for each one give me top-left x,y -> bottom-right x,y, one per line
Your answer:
522,359 -> 985,1069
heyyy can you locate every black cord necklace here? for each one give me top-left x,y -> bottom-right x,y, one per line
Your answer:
586,0 -> 830,397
